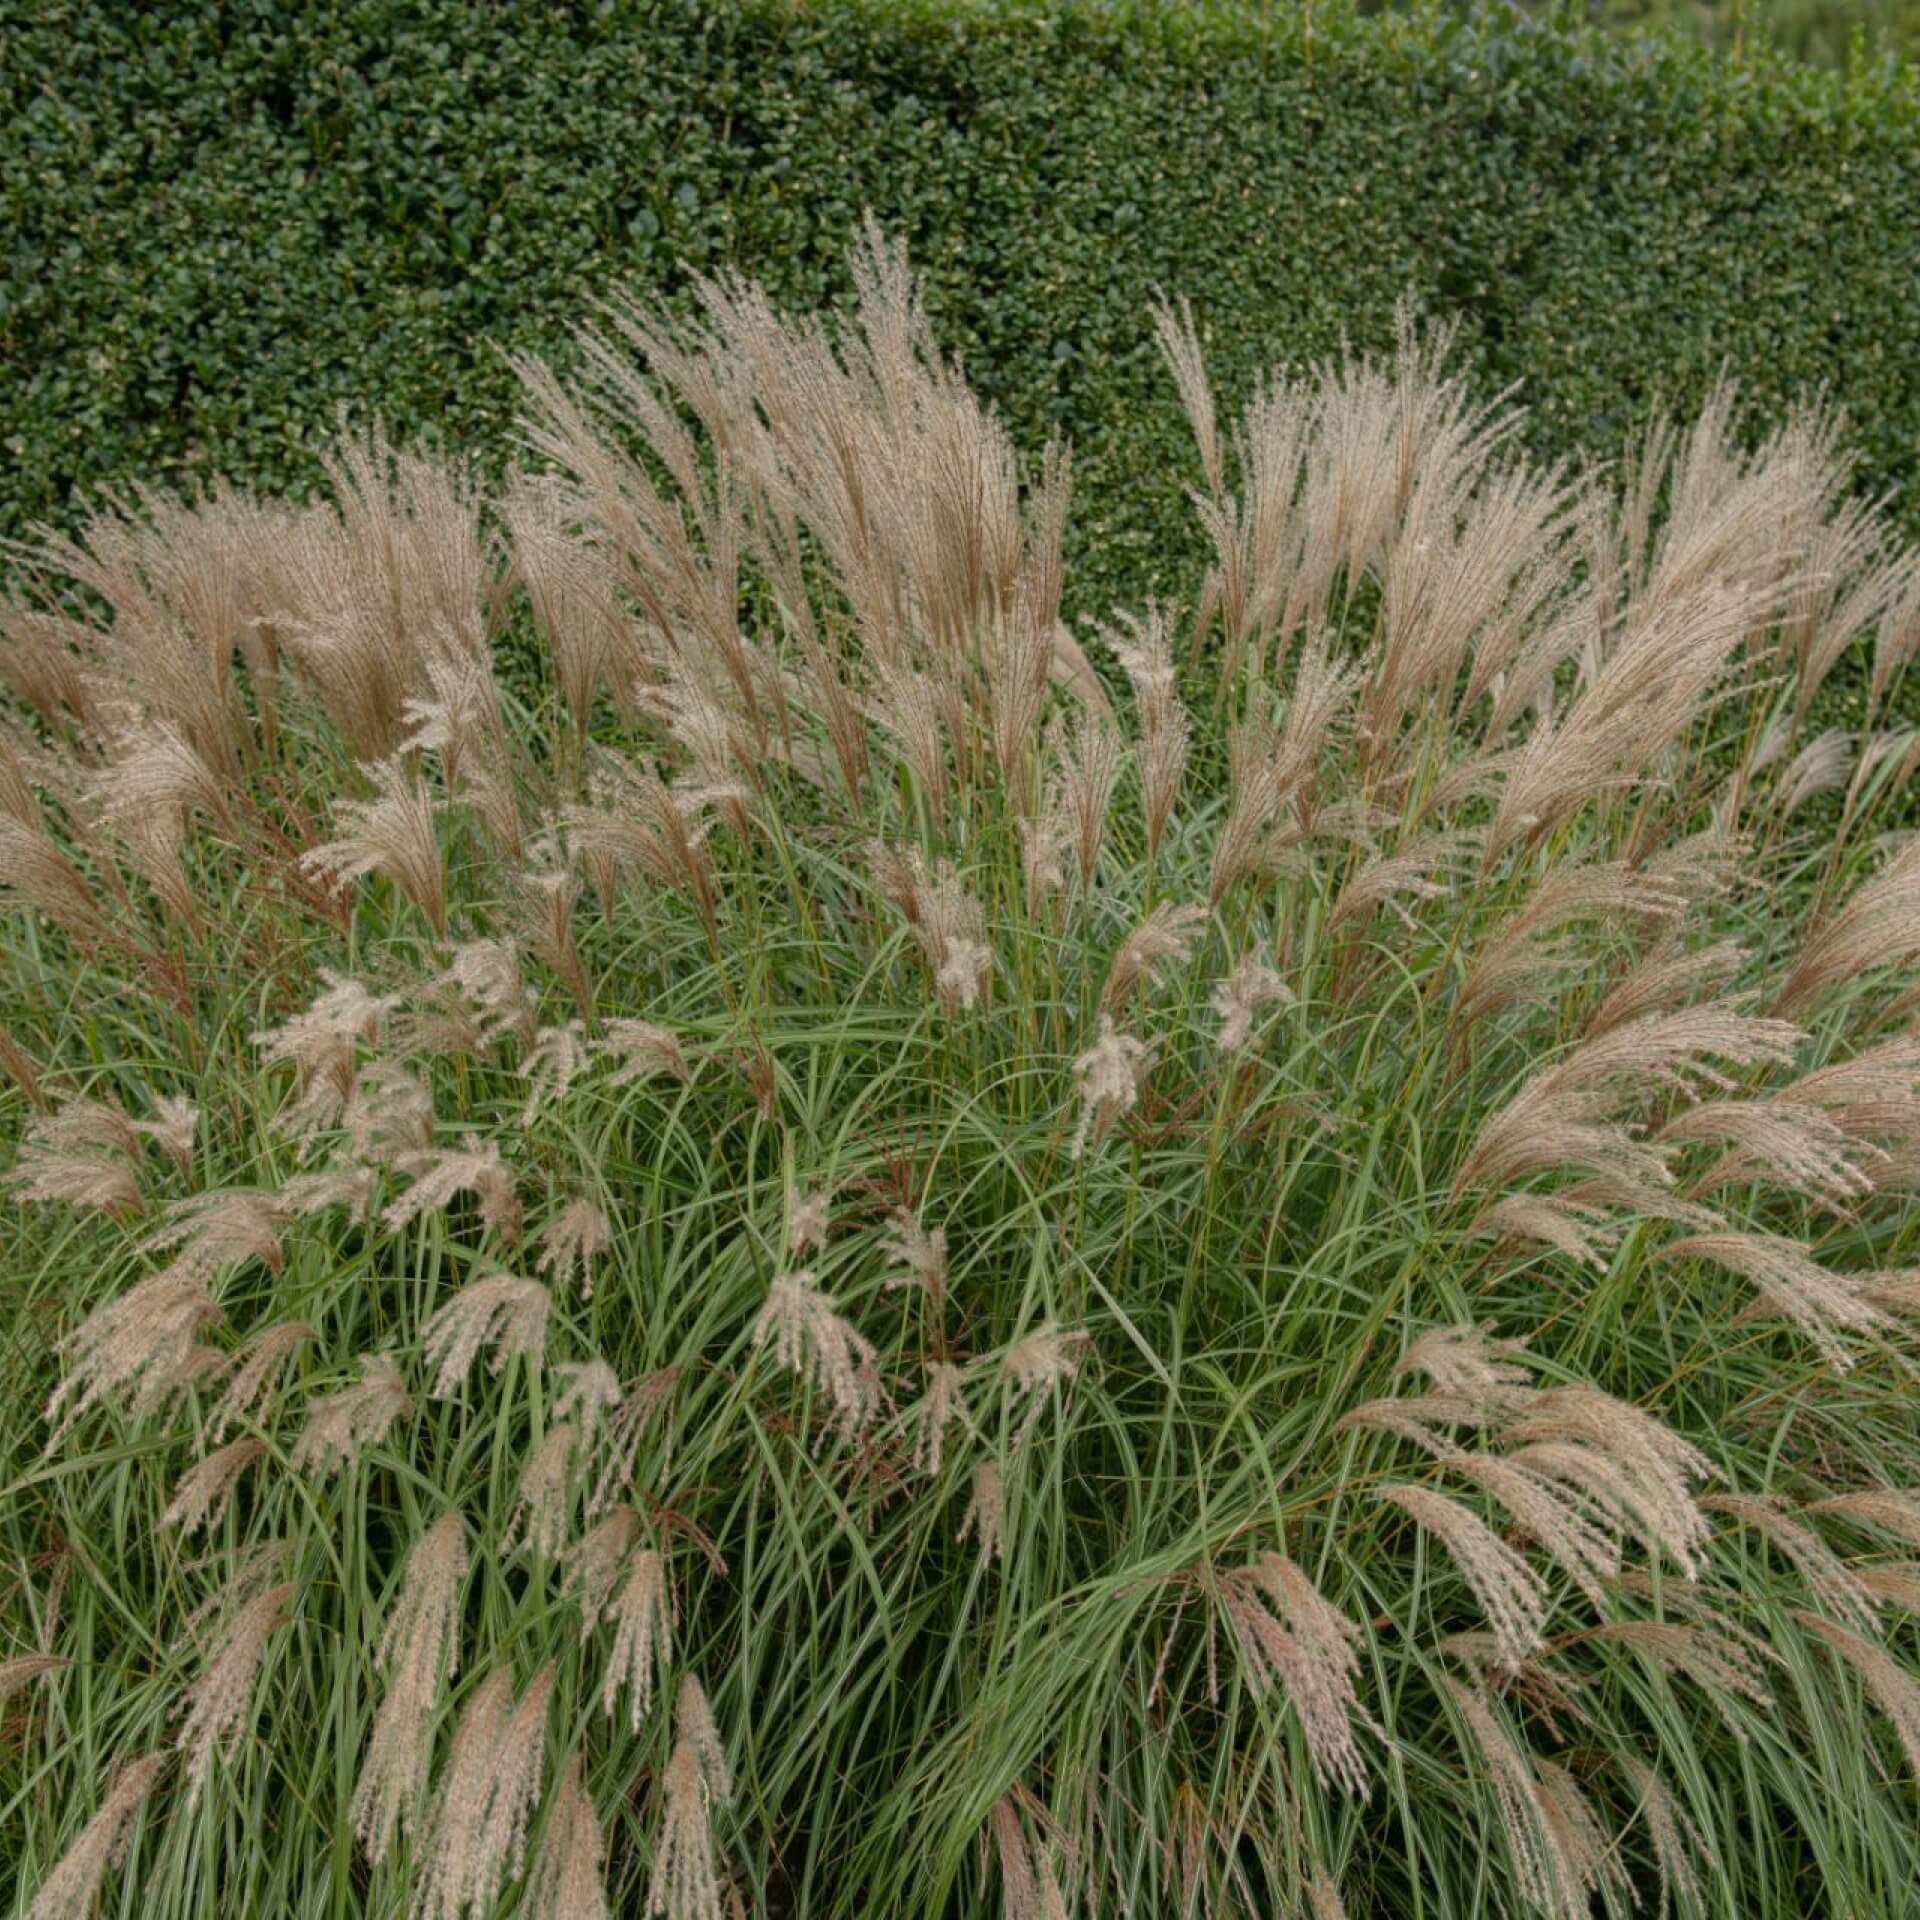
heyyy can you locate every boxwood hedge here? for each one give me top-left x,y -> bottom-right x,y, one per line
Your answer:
4,0 -> 1918,649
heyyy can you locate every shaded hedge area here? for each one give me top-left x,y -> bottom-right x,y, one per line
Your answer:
4,0 -> 1918,637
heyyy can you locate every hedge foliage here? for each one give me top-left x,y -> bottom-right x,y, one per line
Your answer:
1437,0 -> 1920,69
5,0 -> 1919,645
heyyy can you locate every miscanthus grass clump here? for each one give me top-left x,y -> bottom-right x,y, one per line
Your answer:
6,223 -> 1920,1918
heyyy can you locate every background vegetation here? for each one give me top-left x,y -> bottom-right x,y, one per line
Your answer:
4,0 -> 1919,661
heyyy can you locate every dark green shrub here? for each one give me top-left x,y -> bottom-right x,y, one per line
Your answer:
3,0 -> 1917,674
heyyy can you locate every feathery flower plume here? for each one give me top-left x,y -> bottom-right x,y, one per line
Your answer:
1776,839 -> 1920,1013
280,1158 -> 376,1224
1002,1322 -> 1090,1444
207,1319 -> 313,1440
1615,1754 -> 1709,1920
506,1422 -> 582,1557
1207,725 -> 1290,912
113,807 -> 199,926
1794,1612 -> 1920,1778
413,1663 -> 555,1920
1207,650 -> 1361,905
562,753 -> 729,924
1586,939 -> 1747,1039
45,1268 -> 222,1444
1101,901 -> 1206,1013
584,1366 -> 682,1522
1786,1032 -> 1920,1143
253,971 -> 394,1133
386,1137 -> 522,1244
1449,1454 -> 1619,1612
1104,604 -> 1189,856
1339,1391 -> 1505,1458
554,1358 -> 623,1432
1534,1759 -> 1630,1916
1501,1385 -> 1714,1576
474,1664 -> 555,1909
30,1095 -> 141,1162
646,1676 -> 734,1918
917,862 -> 993,1013
1660,1100 -> 1877,1212
1327,831 -> 1471,936
1665,1231 -> 1889,1372
866,657 -> 950,811
785,1187 -> 832,1258
0,1653 -> 67,1704
1138,697 -> 1191,859
301,757 -> 447,937
521,1022 -> 592,1124
431,939 -> 539,1054
4,1107 -> 143,1217
1454,859 -> 1688,1031
1396,1325 -> 1536,1408
421,1274 -> 551,1398
1451,1007 -> 1803,1200
400,640 -> 512,805
89,719 -> 228,834
675,1675 -> 730,1807
0,805 -> 101,939
1442,1680 -> 1575,1920
1777,729 -> 1856,814
913,1360 -> 977,1476
561,1508 -> 640,1633
355,1512 -> 469,1866
961,1457 -> 1007,1563
987,1792 -> 1071,1920
882,1207 -> 948,1308
1049,708 -> 1125,888
1703,1494 -> 1878,1624
131,1093 -> 197,1178
1855,1563 -> 1920,1610
1210,953 -> 1294,1052
291,1353 -> 412,1475
601,1546 -> 674,1731
344,1060 -> 436,1164
1378,1485 -> 1547,1668
24,1752 -> 166,1920
406,1671 -> 505,1916
1471,1193 -> 1621,1269
537,1198 -> 612,1299
524,1754 -> 611,1920
1587,1621 -> 1774,1716
1221,1553 -> 1379,1794
142,1188 -> 287,1282
376,1511 -> 470,1691
1306,1868 -> 1349,1920
515,849 -> 592,1013
870,844 -> 994,1014
989,1795 -> 1042,1920
1018,806 -> 1071,915
1860,1267 -> 1920,1314
1069,1016 -> 1153,1160
648,1744 -> 723,1920
162,1437 -> 264,1536
177,1580 -> 295,1809
752,1269 -> 882,1438
1809,1488 -> 1920,1551
601,1019 -> 691,1086
1484,571 -> 1756,866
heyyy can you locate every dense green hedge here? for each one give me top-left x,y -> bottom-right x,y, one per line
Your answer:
4,0 -> 1919,639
